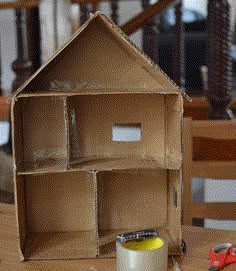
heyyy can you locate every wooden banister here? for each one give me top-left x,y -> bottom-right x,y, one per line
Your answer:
173,0 -> 185,88
141,0 -> 159,62
12,8 -> 32,91
111,0 -> 119,25
121,0 -> 179,35
0,1 -> 39,9
80,3 -> 91,25
0,42 -> 2,95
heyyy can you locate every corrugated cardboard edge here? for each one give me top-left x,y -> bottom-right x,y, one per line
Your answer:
93,171 -> 99,257
9,12 -> 191,102
11,99 -> 24,261
99,14 -> 190,101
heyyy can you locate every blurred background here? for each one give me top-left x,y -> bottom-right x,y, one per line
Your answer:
1,0 -> 236,230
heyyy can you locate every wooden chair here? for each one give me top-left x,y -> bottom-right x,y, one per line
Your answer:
183,118 -> 236,226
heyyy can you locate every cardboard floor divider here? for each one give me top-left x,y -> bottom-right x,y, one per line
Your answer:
11,12 -> 185,261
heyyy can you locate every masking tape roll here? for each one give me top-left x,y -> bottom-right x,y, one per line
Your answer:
116,237 -> 168,271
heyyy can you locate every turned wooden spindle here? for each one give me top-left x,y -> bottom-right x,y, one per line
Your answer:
12,8 -> 32,91
141,0 -> 159,63
26,7 -> 41,72
80,3 -> 91,25
111,0 -> 119,25
0,40 -> 2,95
207,0 -> 233,119
173,0 -> 185,89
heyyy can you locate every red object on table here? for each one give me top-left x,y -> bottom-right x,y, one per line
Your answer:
209,243 -> 236,270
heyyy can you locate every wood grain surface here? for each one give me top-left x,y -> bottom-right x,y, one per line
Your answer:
1,203 -> 236,270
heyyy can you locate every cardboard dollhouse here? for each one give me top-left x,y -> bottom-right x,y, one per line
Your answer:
11,12 -> 185,260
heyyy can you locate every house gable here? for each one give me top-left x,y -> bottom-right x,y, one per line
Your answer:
13,13 -> 183,97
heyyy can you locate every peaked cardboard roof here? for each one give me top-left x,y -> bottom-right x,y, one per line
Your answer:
11,12 -> 189,99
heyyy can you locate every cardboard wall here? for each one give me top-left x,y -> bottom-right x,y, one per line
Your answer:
25,172 -> 96,232
167,170 -> 182,254
165,95 -> 183,169
15,175 -> 26,258
12,101 -> 24,171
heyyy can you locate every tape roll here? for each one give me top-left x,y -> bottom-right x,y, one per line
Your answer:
116,237 -> 168,271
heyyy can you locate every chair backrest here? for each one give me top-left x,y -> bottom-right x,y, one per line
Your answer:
183,118 -> 236,226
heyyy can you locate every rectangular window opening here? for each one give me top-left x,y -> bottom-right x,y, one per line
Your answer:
112,123 -> 142,142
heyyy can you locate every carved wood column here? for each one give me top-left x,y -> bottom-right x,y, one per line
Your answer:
173,1 -> 185,88
142,0 -> 159,63
207,0 -> 233,119
12,8 -> 32,91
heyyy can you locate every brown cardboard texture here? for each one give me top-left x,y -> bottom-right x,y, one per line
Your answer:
11,12 -> 184,260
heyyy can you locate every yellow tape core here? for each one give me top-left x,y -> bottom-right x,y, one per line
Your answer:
122,237 -> 164,251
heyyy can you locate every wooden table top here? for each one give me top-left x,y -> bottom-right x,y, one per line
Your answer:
1,202 -> 236,270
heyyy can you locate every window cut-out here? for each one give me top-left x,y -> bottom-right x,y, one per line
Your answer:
112,123 -> 141,142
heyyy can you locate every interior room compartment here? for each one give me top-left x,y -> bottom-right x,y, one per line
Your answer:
15,171 -> 97,260
96,169 -> 180,257
68,94 -> 181,171
13,96 -> 68,173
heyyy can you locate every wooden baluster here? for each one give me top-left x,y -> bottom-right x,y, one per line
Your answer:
27,6 -> 41,72
173,0 -> 185,88
141,0 -> 159,63
207,0 -> 233,119
111,0 -> 119,25
91,3 -> 98,14
0,40 -> 2,95
12,8 -> 32,91
80,3 -> 90,25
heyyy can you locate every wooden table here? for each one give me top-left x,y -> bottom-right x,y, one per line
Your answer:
1,203 -> 236,270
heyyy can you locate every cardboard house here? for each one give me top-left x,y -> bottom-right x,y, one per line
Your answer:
11,12 -> 186,260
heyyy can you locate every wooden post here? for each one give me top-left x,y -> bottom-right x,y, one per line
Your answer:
27,6 -> 41,72
12,8 -> 32,91
207,0 -> 233,119
141,0 -> 159,63
0,40 -> 2,95
111,0 -> 119,25
173,0 -> 185,88
80,3 -> 90,25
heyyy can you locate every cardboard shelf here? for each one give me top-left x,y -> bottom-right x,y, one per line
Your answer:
24,231 -> 97,260
17,157 -> 165,175
70,157 -> 166,171
17,159 -> 67,175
